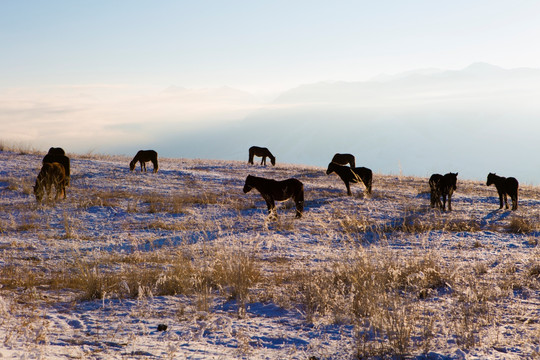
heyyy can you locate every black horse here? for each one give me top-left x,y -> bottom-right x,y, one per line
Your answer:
130,150 -> 159,173
326,162 -> 372,196
43,153 -> 70,186
429,172 -> 458,211
243,175 -> 304,218
248,146 -> 276,166
331,153 -> 356,168
486,173 -> 519,211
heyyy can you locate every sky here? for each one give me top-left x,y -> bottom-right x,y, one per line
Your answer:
3,1 -> 540,90
2,1 -> 540,182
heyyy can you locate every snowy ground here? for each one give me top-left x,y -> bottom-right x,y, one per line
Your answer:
0,150 -> 539,359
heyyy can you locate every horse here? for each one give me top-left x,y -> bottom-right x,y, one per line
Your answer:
326,162 -> 372,196
248,146 -> 276,166
486,173 -> 519,211
243,175 -> 304,218
130,150 -> 159,173
429,172 -> 458,211
47,147 -> 65,156
331,153 -> 356,168
43,153 -> 70,186
34,162 -> 66,203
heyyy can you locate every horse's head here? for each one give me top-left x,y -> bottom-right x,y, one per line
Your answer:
243,175 -> 254,193
486,173 -> 496,186
326,162 -> 335,175
271,157 -> 276,166
129,160 -> 136,171
33,183 -> 43,203
449,172 -> 458,190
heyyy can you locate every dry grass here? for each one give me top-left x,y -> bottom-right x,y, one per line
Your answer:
507,216 -> 537,234
1,150 -> 539,358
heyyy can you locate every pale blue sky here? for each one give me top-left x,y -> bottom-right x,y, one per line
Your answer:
3,1 -> 540,91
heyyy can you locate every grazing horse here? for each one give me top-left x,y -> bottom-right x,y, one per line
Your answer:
326,162 -> 372,196
43,153 -> 70,186
331,153 -> 356,168
429,172 -> 458,211
34,162 -> 66,203
248,146 -> 276,166
243,175 -> 304,218
486,173 -> 519,211
130,150 -> 159,173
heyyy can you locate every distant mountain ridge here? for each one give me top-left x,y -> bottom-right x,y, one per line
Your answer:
164,63 -> 540,185
272,62 -> 540,106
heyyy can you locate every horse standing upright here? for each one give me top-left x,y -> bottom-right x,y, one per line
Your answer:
130,150 -> 159,173
429,172 -> 458,211
34,162 -> 66,203
248,146 -> 276,166
243,175 -> 304,218
486,173 -> 519,211
326,162 -> 372,196
331,153 -> 356,168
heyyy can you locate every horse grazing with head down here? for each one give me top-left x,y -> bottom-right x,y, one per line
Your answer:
43,152 -> 70,186
248,146 -> 276,166
429,172 -> 458,211
331,153 -> 356,168
486,173 -> 519,211
326,162 -> 372,196
130,150 -> 159,173
34,162 -> 66,203
243,175 -> 304,218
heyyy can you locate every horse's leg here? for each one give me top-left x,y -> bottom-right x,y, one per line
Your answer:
345,181 -> 352,196
498,191 -> 504,209
441,193 -> 447,211
263,195 -> 276,216
447,193 -> 452,211
293,191 -> 304,218
512,193 -> 518,210
503,193 -> 508,209
46,182 -> 52,201
261,156 -> 266,166
53,180 -> 59,200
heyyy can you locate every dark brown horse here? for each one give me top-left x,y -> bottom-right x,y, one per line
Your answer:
487,173 -> 519,211
248,146 -> 276,166
331,153 -> 356,168
429,172 -> 458,211
130,150 -> 159,173
243,175 -> 304,218
43,153 -> 70,186
326,162 -> 372,195
34,162 -> 66,203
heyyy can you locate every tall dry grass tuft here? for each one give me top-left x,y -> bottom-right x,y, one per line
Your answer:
213,250 -> 261,316
507,217 -> 536,234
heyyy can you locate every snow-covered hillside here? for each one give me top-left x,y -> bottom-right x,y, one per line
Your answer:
0,150 -> 538,359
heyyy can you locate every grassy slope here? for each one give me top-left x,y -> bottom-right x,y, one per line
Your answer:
0,150 -> 539,359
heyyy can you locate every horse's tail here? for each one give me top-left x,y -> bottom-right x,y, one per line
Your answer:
248,148 -> 254,164
153,153 -> 159,173
294,181 -> 304,217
